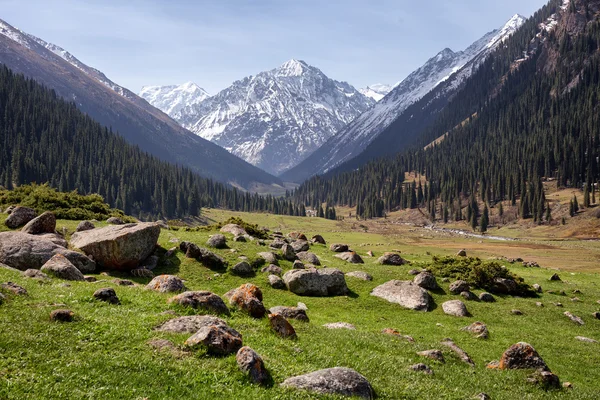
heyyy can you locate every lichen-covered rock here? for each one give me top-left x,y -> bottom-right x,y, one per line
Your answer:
155,315 -> 226,333
283,268 -> 347,297
268,274 -> 286,289
169,291 -> 230,315
449,280 -> 470,295
370,280 -> 432,311
336,252 -> 364,264
70,223 -> 160,270
21,211 -> 56,234
146,275 -> 186,293
269,306 -> 309,322
527,370 -> 560,389
4,206 -> 36,229
296,251 -> 321,266
269,313 -> 297,339
291,241 -> 310,253
230,261 -> 254,277
185,323 -> 242,355
41,254 -> 85,281
237,346 -> 271,385
417,350 -> 445,363
207,234 -> 227,249
377,252 -> 406,266
414,272 -> 438,290
495,342 -> 549,370
0,232 -> 95,272
281,367 -> 374,399
93,287 -> 120,304
227,284 -> 266,318
261,264 -> 282,276
462,322 -> 489,339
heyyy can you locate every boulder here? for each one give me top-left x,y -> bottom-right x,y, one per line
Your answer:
0,232 -> 96,272
40,254 -> 85,281
311,235 -> 326,245
493,277 -> 518,294
106,217 -> 125,225
233,235 -> 246,242
291,240 -> 310,253
461,291 -> 478,301
527,369 -> 560,389
36,233 -> 68,248
93,288 -> 120,304
377,252 -> 407,266
269,239 -> 287,249
180,241 -> 202,258
237,346 -> 271,386
336,252 -> 364,264
296,251 -> 321,265
417,350 -> 445,363
564,311 -> 584,325
207,234 -> 227,249
70,223 -> 160,270
268,274 -> 286,289
169,291 -> 230,315
269,313 -> 297,339
283,268 -> 348,297
442,300 -> 469,317
257,252 -> 279,265
269,306 -> 309,322
185,323 -> 243,355
146,275 -> 186,293
281,244 -> 296,261
288,232 -> 307,241
228,283 -> 266,318
23,269 -> 49,280
413,272 -> 438,290
220,224 -> 247,236
449,280 -> 470,294
549,273 -> 561,281
261,264 -> 282,276
370,280 -> 432,311
230,261 -> 254,277
50,309 -> 75,322
346,271 -> 373,281
496,342 -> 549,370
457,249 -> 467,257
329,243 -> 349,252
21,211 -> 56,234
0,282 -> 27,295
155,315 -> 226,333
198,248 -> 227,270
479,292 -> 495,302
4,206 -> 36,229
292,260 -> 305,269
281,367 -> 374,399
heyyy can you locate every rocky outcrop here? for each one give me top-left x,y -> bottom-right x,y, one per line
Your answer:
70,223 -> 160,270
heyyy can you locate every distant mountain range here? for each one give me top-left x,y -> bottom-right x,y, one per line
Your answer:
141,60 -> 374,175
281,14 -> 527,182
0,18 -> 280,188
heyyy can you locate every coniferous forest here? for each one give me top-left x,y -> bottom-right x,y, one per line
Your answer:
293,0 -> 600,222
0,66 -> 304,220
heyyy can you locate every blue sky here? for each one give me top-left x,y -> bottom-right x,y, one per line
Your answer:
1,0 -> 548,94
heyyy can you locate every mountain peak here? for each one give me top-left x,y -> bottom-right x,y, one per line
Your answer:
277,59 -> 310,76
502,14 -> 527,33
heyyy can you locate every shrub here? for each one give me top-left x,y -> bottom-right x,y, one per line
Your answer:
427,256 -> 534,296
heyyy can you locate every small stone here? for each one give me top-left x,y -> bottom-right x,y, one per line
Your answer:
563,382 -> 573,389
554,302 -> 563,307
462,322 -> 489,339
261,264 -> 283,276
330,243 -> 349,252
564,311 -> 584,325
571,297 -> 580,302
106,217 -> 125,225
130,268 -> 154,278
268,274 -> 286,289
269,313 -> 297,339
461,291 -> 478,301
323,322 -> 356,330
23,269 -> 49,280
377,252 -> 406,265
408,269 -> 420,276
479,292 -> 495,302
228,283 -> 266,318
549,273 -> 561,281
207,234 -> 227,249
236,346 -> 271,385
93,288 -> 120,304
233,235 -> 246,242
511,309 -> 523,315
532,284 -> 542,293
41,254 -> 85,281
292,260 -> 305,269
536,302 -> 544,307
156,315 -> 226,334
83,276 -> 97,282
382,328 -> 415,342
269,306 -> 309,322
113,279 -> 134,286
366,250 -> 374,257
575,336 -> 598,343
50,309 -> 74,322
257,252 -> 279,265
475,393 -> 490,400
281,244 -> 296,261
410,363 -> 433,375
457,249 -> 467,257
281,368 -> 373,399
346,271 -> 373,281
417,350 -> 445,363
593,312 -> 600,320
527,369 -> 560,389
311,235 -> 326,244
291,240 -> 309,253
76,220 -> 95,232
1,282 -> 27,295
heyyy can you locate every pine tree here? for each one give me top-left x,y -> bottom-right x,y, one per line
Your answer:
573,195 -> 579,213
480,204 -> 489,233
584,185 -> 590,208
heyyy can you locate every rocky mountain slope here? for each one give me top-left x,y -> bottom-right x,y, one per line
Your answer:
143,59 -> 374,175
139,82 -> 210,121
0,18 -> 280,188
281,14 -> 527,182
359,83 -> 394,101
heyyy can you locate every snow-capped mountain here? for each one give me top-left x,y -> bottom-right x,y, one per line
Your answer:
0,17 -> 281,187
359,84 -> 394,101
164,59 -> 374,175
281,14 -> 527,182
139,82 -> 210,120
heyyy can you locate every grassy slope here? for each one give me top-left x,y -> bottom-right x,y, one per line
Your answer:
1,211 -> 599,399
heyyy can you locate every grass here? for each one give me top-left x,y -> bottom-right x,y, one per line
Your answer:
1,210 -> 600,399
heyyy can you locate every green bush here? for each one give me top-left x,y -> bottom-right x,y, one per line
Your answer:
427,256 -> 534,296
0,183 -> 132,221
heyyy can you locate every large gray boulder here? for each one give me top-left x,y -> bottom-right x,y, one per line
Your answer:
4,206 -> 36,229
70,223 -> 160,270
21,211 -> 56,235
169,291 -> 230,315
185,323 -> 242,355
146,275 -> 186,293
283,268 -> 348,296
281,244 -> 296,261
220,224 -> 247,236
155,315 -> 226,333
377,253 -> 407,266
40,254 -> 85,281
414,272 -> 438,290
237,346 -> 271,386
207,234 -> 227,249
291,240 -> 310,253
281,367 -> 374,399
296,251 -> 321,266
442,300 -> 469,317
370,280 -> 432,311
336,252 -> 364,264
0,232 -> 95,272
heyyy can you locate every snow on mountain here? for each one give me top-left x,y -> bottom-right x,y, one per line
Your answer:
166,59 -> 374,175
140,82 -> 210,120
359,83 -> 393,101
282,14 -> 527,181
